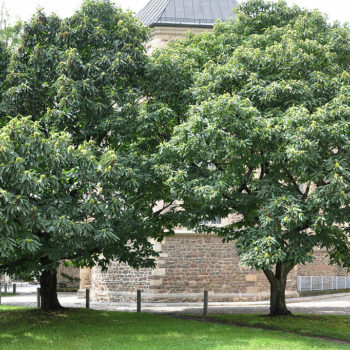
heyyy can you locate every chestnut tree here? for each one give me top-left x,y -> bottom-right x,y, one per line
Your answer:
0,117 -> 170,310
158,0 -> 350,316
0,1 -> 175,310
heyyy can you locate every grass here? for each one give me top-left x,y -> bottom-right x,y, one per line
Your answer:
0,306 -> 348,350
0,293 -> 17,297
209,314 -> 350,343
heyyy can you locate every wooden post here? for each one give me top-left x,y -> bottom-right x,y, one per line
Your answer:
203,290 -> 208,316
137,290 -> 141,313
4,283 -> 7,294
86,289 -> 90,309
13,284 -> 16,295
37,288 -> 41,308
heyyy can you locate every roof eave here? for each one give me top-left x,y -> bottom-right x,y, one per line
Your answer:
150,22 -> 214,28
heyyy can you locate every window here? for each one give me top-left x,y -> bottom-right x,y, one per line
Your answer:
202,217 -> 222,226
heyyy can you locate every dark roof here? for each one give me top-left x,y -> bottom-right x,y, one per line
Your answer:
137,0 -> 238,28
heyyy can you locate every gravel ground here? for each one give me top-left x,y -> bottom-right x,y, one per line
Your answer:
1,284 -> 350,315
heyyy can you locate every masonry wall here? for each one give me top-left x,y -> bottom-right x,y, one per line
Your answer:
148,234 -> 298,302
92,263 -> 153,302
298,249 -> 349,277
57,262 -> 80,289
87,233 -> 350,303
146,26 -> 212,54
88,234 -> 298,303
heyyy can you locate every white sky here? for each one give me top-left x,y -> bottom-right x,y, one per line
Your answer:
3,0 -> 350,24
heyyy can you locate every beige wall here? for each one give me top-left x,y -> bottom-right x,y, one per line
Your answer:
146,25 -> 212,54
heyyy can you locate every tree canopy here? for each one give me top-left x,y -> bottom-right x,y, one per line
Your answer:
3,0 -> 148,147
154,0 -> 350,316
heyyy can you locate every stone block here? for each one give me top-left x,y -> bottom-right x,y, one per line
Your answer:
247,286 -> 259,293
150,278 -> 163,287
153,268 -> 167,276
246,274 -> 257,282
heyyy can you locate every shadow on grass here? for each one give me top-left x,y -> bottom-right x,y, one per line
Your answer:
209,312 -> 350,343
0,308 -> 347,350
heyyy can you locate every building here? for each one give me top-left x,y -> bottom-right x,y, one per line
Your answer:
76,0 -> 350,303
138,0 -> 237,53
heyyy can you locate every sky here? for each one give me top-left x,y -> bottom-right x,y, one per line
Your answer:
3,0 -> 350,24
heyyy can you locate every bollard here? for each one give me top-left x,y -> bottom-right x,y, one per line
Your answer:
4,283 -> 7,294
13,284 -> 16,295
37,288 -> 41,308
86,289 -> 90,309
203,290 -> 208,316
137,290 -> 141,313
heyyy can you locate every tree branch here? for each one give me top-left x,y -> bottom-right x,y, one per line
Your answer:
263,268 -> 275,283
303,183 -> 310,198
153,201 -> 176,217
282,164 -> 304,196
238,167 -> 254,194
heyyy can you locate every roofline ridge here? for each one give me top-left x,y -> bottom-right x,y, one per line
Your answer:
136,0 -> 170,25
137,0 -> 238,27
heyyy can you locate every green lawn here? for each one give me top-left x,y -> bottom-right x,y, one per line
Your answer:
0,306 -> 348,350
210,314 -> 350,343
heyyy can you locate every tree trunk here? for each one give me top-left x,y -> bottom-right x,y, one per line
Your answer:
264,263 -> 293,317
40,269 -> 63,311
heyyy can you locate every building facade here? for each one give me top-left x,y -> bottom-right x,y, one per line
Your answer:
78,0 -> 350,303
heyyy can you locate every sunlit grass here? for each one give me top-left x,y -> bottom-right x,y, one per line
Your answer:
0,306 -> 348,349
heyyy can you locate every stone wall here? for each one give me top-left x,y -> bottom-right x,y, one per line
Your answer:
153,234 -> 273,301
88,234 -> 298,303
57,262 -> 80,289
87,233 -> 350,303
146,25 -> 212,54
91,263 -> 153,302
298,249 -> 349,277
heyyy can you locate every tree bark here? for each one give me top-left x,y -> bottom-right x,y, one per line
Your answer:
264,263 -> 293,317
40,269 -> 63,311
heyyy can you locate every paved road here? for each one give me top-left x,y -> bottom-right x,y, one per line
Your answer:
2,284 -> 350,315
